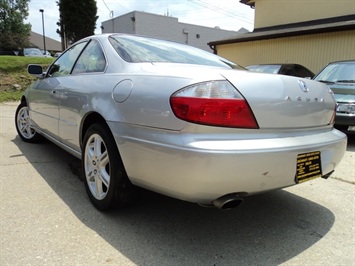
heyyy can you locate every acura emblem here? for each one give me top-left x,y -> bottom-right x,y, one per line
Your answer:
297,80 -> 309,92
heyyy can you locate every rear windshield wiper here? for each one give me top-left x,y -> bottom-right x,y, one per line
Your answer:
336,80 -> 355,83
317,80 -> 335,84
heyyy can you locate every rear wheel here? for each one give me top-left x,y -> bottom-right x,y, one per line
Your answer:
82,123 -> 136,211
15,101 -> 42,143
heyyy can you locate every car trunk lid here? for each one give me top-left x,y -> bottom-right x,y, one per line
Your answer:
222,71 -> 336,129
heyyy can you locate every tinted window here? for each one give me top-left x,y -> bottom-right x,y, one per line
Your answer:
47,41 -> 88,77
294,65 -> 314,78
109,35 -> 243,69
73,40 -> 106,74
279,66 -> 294,76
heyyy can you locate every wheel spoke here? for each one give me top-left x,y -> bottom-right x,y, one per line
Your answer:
99,150 -> 109,167
87,142 -> 95,161
20,125 -> 27,134
95,174 -> 105,196
94,137 -> 102,157
87,170 -> 95,182
99,168 -> 110,187
97,149 -> 110,187
23,107 -> 29,118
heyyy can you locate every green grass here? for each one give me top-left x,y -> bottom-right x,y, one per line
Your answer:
0,56 -> 54,103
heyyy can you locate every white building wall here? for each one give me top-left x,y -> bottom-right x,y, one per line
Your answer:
101,11 -> 245,52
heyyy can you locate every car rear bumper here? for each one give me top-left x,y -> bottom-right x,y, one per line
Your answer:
110,124 -> 347,205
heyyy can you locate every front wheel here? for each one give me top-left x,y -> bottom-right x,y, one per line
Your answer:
82,123 -> 136,211
15,101 -> 42,143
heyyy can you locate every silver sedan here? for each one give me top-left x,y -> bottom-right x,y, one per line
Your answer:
15,34 -> 347,211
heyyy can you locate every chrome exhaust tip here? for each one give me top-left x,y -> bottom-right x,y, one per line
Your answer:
212,193 -> 243,210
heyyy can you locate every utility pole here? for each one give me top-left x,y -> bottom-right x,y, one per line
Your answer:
39,9 -> 46,54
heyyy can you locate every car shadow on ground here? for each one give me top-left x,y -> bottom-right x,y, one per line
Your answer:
12,136 -> 340,265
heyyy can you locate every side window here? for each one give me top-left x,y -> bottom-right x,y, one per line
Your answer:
72,40 -> 106,74
279,66 -> 293,76
47,41 -> 88,77
294,65 -> 313,78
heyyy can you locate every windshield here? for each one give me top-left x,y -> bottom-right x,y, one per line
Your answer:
314,62 -> 355,83
108,35 -> 244,70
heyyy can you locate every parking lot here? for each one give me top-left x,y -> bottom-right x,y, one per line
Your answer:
1,101 -> 354,265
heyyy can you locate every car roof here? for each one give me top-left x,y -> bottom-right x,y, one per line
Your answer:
78,33 -> 202,47
248,63 -> 304,66
326,60 -> 355,64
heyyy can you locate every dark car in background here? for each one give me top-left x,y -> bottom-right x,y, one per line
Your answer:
0,50 -> 17,56
314,60 -> 355,132
246,63 -> 315,78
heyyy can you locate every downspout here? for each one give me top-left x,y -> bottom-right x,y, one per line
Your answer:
208,43 -> 217,55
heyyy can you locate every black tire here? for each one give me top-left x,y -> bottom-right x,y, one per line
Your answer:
15,101 -> 42,143
82,123 -> 136,211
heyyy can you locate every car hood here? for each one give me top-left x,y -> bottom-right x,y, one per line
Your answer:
327,83 -> 355,103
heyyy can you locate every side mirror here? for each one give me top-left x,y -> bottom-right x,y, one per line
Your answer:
28,64 -> 44,78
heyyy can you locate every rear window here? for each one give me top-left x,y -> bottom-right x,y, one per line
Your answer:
108,35 -> 244,70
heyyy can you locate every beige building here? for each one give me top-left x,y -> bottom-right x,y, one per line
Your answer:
209,0 -> 355,74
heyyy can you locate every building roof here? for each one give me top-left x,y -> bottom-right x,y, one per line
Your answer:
29,31 -> 62,52
239,0 -> 255,8
208,15 -> 355,46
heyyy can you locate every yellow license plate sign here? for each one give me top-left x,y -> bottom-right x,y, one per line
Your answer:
296,151 -> 322,183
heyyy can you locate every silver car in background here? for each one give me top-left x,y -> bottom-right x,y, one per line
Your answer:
314,60 -> 355,132
15,34 -> 347,211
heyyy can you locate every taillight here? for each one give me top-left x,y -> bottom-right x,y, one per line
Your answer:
329,106 -> 336,125
170,81 -> 258,128
327,86 -> 336,125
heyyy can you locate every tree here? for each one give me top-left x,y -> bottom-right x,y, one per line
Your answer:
56,0 -> 98,45
0,0 -> 31,50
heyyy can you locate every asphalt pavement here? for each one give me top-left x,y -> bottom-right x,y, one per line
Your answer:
1,101 -> 354,265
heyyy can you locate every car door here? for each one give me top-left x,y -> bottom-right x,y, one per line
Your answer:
58,39 -> 107,150
28,41 -> 88,139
